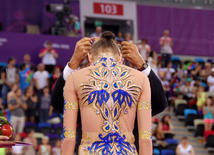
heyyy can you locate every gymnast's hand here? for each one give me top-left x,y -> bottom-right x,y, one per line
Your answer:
68,37 -> 98,70
0,136 -> 15,148
121,41 -> 146,70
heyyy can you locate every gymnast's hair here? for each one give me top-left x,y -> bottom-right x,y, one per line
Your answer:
89,31 -> 121,57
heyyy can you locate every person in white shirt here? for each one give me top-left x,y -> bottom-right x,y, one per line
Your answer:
176,137 -> 195,155
39,41 -> 58,73
159,30 -> 173,67
33,63 -> 49,107
33,63 -> 49,91
90,26 -> 102,37
138,38 -> 151,61
207,68 -> 214,103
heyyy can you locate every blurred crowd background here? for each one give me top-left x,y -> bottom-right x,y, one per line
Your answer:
1,0 -> 214,155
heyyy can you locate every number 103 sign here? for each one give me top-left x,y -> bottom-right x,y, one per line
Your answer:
93,2 -> 124,16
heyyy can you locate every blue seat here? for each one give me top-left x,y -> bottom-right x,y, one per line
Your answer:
49,73 -> 52,78
184,109 -> 197,119
25,122 -> 36,127
194,58 -> 205,62
0,62 -> 7,67
166,139 -> 178,145
38,122 -> 52,130
171,57 -> 180,61
153,148 -> 160,155
49,112 -> 59,119
161,149 -> 175,155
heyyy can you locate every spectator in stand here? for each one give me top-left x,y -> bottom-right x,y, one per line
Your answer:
160,73 -> 170,93
138,38 -> 151,61
20,54 -> 35,71
200,62 -> 212,79
52,140 -> 61,155
196,83 -> 206,115
191,62 -> 202,79
156,114 -> 174,140
39,42 -> 58,73
10,134 -> 24,155
50,67 -> 61,91
124,32 -> 134,43
7,84 -> 19,103
148,50 -> 158,76
203,97 -> 214,131
180,77 -> 196,101
207,68 -> 214,103
0,98 -> 4,110
67,14 -> 81,36
23,86 -> 37,122
159,30 -> 173,67
8,88 -> 27,133
40,86 -> 51,122
1,57 -> 19,104
116,31 -> 124,41
90,26 -> 102,37
159,62 -> 175,81
169,71 -> 182,108
23,130 -> 37,155
176,137 -> 195,155
19,64 -> 33,93
39,136 -> 51,155
33,63 -> 49,102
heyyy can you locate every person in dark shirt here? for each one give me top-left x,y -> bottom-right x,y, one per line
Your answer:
40,86 -> 51,122
1,57 -> 19,104
23,86 -> 38,123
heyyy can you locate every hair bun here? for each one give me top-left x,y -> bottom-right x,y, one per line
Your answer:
101,31 -> 115,40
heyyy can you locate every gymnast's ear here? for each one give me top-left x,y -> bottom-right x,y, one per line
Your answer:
88,53 -> 93,64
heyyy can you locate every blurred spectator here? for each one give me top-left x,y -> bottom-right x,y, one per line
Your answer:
90,26 -> 102,37
0,98 -> 4,110
160,73 -> 170,93
1,57 -> 19,104
51,140 -> 61,155
8,88 -> 27,133
19,64 -> 33,93
176,137 -> 195,155
148,51 -> 158,76
40,86 -> 51,122
7,84 -> 19,103
23,86 -> 37,123
137,38 -> 151,61
23,130 -> 37,155
67,14 -> 80,36
180,77 -> 196,101
159,30 -> 173,67
39,42 -> 58,73
207,68 -> 214,103
116,31 -> 124,41
20,54 -> 35,71
10,134 -> 24,155
159,62 -> 175,81
196,83 -> 206,113
124,33 -> 134,43
33,63 -> 49,100
156,114 -> 174,140
203,97 -> 214,131
50,67 -> 61,91
191,62 -> 202,79
39,136 -> 51,155
200,62 -> 212,79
